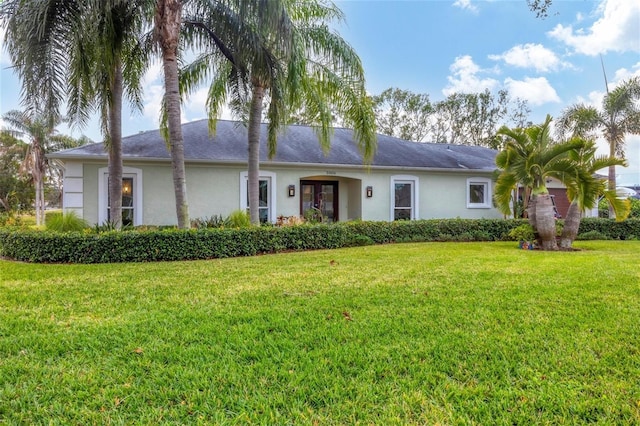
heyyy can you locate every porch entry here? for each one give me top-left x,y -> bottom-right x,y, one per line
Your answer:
301,180 -> 338,222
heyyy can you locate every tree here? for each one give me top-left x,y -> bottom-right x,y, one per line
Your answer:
372,88 -> 432,141
0,110 -> 77,225
1,0 -> 148,229
183,0 -> 376,224
154,0 -> 191,229
0,132 -> 32,212
556,76 -> 640,217
430,89 -> 528,148
527,0 -> 553,18
558,140 -> 630,249
494,115 -> 586,251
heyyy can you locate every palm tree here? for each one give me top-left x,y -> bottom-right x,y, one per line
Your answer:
1,0 -> 148,229
0,110 -> 76,225
558,141 -> 630,249
494,115 -> 586,250
182,0 -> 376,224
556,77 -> 640,217
154,0 -> 193,229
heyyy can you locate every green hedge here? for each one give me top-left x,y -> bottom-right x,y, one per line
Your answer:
1,218 -> 639,263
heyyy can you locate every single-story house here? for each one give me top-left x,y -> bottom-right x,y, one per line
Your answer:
48,119 -> 504,226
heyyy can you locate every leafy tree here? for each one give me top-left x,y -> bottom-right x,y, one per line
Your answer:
558,140 -> 629,249
1,111 -> 78,225
527,0 -> 553,18
183,0 -> 376,224
0,132 -> 32,212
556,76 -> 640,217
372,88 -> 432,141
494,115 -> 586,250
430,89 -> 529,148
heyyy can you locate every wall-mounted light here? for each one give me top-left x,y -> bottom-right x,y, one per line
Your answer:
123,182 -> 131,195
288,185 -> 296,197
366,186 -> 373,198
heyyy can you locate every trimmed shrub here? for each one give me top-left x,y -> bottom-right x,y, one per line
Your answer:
2,218 -> 639,264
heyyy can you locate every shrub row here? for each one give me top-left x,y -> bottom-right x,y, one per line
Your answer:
577,217 -> 640,240
1,218 -> 639,263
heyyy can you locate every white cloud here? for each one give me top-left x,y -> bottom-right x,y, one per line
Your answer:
443,55 -> 499,95
488,43 -> 569,73
620,134 -> 640,185
503,77 -> 560,106
453,0 -> 478,13
139,61 -> 164,128
613,62 -> 640,83
548,0 -> 640,56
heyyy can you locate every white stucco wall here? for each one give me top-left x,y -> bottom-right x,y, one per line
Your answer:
71,160 -> 502,225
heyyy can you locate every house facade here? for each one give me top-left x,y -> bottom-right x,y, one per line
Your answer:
48,120 -> 504,226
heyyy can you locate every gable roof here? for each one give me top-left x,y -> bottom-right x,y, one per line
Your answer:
49,119 -> 498,171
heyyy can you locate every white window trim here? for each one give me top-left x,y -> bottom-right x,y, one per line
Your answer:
390,175 -> 419,221
240,171 -> 277,223
98,167 -> 143,225
466,177 -> 492,209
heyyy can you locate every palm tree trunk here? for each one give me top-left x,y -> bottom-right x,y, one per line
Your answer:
608,142 -> 616,218
559,201 -> 581,250
34,144 -> 45,226
534,194 -> 558,251
108,61 -> 123,229
248,84 -> 265,225
526,193 -> 537,236
155,0 -> 189,229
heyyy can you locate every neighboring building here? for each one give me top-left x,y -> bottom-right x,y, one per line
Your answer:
48,119 -> 504,226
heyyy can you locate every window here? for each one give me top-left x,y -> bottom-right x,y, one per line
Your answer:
467,177 -> 491,208
107,177 -> 135,225
390,175 -> 419,220
98,167 -> 143,226
240,171 -> 276,223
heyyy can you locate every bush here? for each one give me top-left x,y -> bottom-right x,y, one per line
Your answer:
508,224 -> 535,241
191,214 -> 227,229
226,210 -> 252,228
2,218 -> 639,264
577,230 -> 611,241
45,211 -> 89,232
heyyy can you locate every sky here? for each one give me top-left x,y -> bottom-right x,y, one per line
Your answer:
1,0 -> 639,185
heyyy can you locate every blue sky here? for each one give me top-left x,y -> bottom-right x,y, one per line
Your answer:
1,0 -> 639,185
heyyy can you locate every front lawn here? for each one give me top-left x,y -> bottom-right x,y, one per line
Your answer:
1,241 -> 639,424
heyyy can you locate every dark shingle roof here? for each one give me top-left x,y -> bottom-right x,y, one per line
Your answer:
49,119 -> 498,171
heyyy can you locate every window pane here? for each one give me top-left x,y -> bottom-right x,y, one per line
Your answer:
122,178 -> 134,207
122,208 -> 134,226
258,208 -> 269,223
394,209 -> 412,221
320,185 -> 334,221
395,183 -> 412,208
107,177 -> 135,225
469,183 -> 485,204
259,180 -> 268,207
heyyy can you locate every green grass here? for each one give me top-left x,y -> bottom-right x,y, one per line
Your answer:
1,241 -> 639,424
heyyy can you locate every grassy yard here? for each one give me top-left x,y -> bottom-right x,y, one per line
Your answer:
1,241 -> 639,424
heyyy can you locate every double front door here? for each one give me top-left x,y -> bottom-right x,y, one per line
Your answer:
301,181 -> 338,222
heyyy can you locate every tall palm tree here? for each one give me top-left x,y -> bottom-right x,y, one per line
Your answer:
558,140 -> 630,249
182,0 -> 376,224
154,0 -> 193,229
556,76 -> 640,216
1,0 -> 148,229
494,115 -> 586,250
0,110 -> 76,226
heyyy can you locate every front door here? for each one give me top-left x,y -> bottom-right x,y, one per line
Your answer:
301,181 -> 338,222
